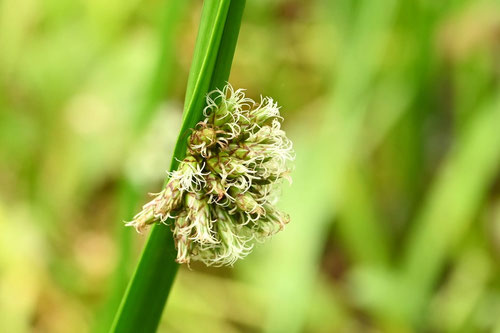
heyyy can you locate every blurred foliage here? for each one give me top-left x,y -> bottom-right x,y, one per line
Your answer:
1,0 -> 500,332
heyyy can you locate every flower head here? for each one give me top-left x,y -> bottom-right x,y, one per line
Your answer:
128,84 -> 294,266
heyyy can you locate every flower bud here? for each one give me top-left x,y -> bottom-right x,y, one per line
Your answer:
189,125 -> 218,155
175,230 -> 192,265
253,206 -> 290,240
226,142 -> 270,161
229,187 -> 265,216
246,125 -> 274,144
211,103 -> 233,126
206,93 -> 235,127
205,172 -> 226,201
185,192 -> 217,244
171,155 -> 206,192
249,97 -> 281,125
153,180 -> 183,219
126,205 -> 156,233
207,152 -> 249,178
126,179 -> 184,231
213,207 -> 252,265
265,204 -> 290,230
178,155 -> 199,172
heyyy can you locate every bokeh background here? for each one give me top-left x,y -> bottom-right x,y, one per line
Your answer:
2,0 -> 500,332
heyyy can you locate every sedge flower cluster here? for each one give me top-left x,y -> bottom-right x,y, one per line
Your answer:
127,84 -> 294,266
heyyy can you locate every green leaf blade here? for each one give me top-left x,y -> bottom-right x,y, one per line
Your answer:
110,1 -> 245,332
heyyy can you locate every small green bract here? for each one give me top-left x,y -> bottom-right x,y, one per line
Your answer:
127,84 -> 294,266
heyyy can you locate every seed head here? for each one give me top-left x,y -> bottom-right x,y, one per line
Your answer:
128,84 -> 294,266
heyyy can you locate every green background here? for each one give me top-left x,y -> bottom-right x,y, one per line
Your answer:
1,0 -> 500,332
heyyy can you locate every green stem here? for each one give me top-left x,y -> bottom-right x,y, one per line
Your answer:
110,1 -> 245,332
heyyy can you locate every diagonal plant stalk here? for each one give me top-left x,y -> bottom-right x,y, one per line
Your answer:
398,93 -> 500,323
110,1 -> 245,332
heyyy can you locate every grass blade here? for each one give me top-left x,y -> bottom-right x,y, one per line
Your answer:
400,94 -> 500,322
110,1 -> 245,331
